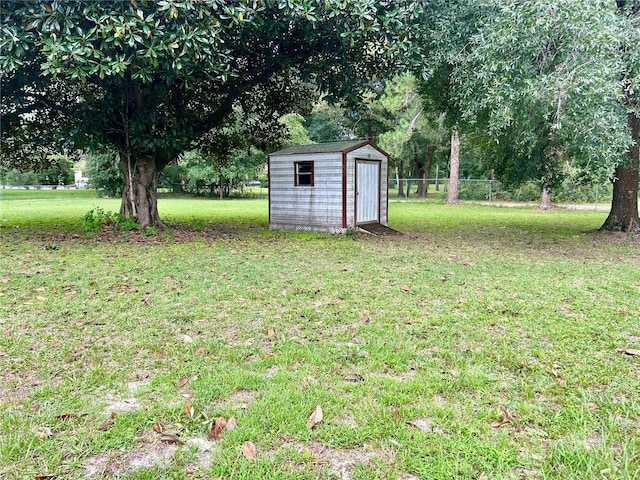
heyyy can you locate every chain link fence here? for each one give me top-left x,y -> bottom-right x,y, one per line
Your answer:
389,178 -> 619,210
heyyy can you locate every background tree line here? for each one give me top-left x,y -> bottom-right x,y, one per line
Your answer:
2,0 -> 638,230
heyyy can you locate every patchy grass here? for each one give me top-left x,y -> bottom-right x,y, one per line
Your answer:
1,197 -> 640,479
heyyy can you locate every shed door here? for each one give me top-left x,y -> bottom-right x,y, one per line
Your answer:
356,160 -> 380,224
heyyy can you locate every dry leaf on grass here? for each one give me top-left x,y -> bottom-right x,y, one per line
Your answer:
243,440 -> 257,460
343,373 -> 364,382
178,377 -> 190,387
160,434 -> 183,444
267,328 -> 275,337
226,416 -> 237,432
308,405 -> 323,428
208,416 -> 227,441
401,284 -> 411,292
616,348 -> 640,356
153,421 -> 163,434
491,408 -> 510,428
194,347 -> 206,355
54,413 -> 78,421
185,403 -> 194,419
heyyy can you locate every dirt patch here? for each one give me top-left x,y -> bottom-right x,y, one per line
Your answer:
102,379 -> 148,414
282,440 -> 394,480
0,370 -> 42,403
83,439 -> 177,477
214,388 -> 258,411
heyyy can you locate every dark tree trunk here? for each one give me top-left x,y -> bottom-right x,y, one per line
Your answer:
413,146 -> 425,197
119,153 -> 165,229
421,146 -> 434,198
446,125 -> 460,204
601,113 -> 639,232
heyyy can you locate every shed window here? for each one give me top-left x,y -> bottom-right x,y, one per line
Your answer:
295,161 -> 314,186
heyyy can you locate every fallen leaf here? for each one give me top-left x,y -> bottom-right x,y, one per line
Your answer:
160,434 -> 183,444
262,352 -> 275,359
243,440 -> 257,460
491,408 -> 510,428
208,416 -> 227,441
330,364 -> 340,375
194,347 -> 206,355
34,475 -> 56,480
360,315 -> 370,324
401,284 -> 410,292
178,377 -> 190,387
343,373 -> 364,382
55,413 -> 77,421
393,406 -> 400,424
185,403 -> 194,419
153,421 -> 163,434
226,416 -> 237,431
267,328 -> 275,337
141,297 -> 151,305
0,278 -> 8,283
308,405 -> 323,428
98,418 -> 114,432
616,348 -> 640,356
181,334 -> 193,343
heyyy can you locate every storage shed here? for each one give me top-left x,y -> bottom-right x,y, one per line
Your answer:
268,140 -> 389,233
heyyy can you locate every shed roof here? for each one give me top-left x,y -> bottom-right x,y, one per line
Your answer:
269,139 -> 387,157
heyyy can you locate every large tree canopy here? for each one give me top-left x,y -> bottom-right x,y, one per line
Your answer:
413,0 -> 635,221
1,0 -> 418,227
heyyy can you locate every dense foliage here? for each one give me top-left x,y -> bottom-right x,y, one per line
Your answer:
1,0 -> 419,227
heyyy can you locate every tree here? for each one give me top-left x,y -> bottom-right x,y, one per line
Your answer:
454,1 -> 629,210
413,1 -> 488,204
1,0 -> 417,228
601,1 -> 640,232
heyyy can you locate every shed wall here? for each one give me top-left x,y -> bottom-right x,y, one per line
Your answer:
269,152 -> 344,231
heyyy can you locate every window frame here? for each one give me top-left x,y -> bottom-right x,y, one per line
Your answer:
294,161 -> 314,187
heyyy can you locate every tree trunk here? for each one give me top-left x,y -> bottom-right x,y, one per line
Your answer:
446,125 -> 460,204
601,113 -> 639,232
539,186 -> 552,210
119,153 -> 165,229
421,146 -> 434,198
435,164 -> 440,191
396,164 -> 405,198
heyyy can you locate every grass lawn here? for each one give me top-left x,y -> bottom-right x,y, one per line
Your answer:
1,195 -> 639,479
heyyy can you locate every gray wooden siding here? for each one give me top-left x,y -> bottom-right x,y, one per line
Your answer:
269,144 -> 388,231
269,153 -> 344,228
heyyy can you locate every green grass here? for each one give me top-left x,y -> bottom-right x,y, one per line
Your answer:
1,196 -> 640,479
